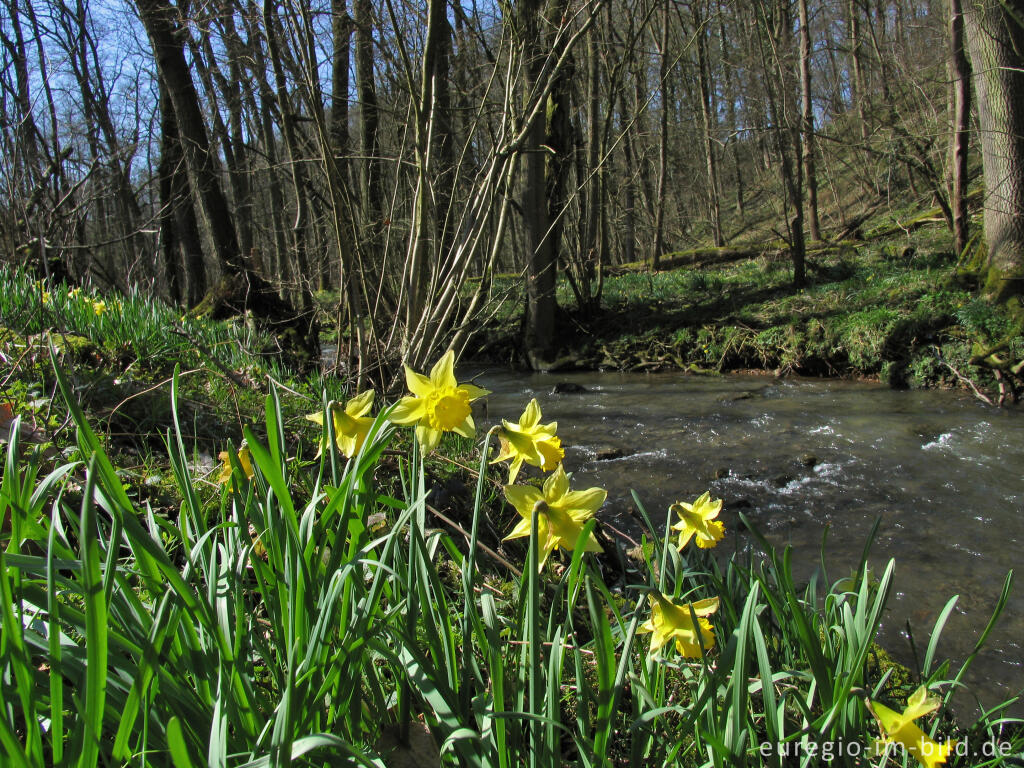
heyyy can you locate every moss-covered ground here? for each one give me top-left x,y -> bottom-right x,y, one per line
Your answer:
468,215 -> 1023,401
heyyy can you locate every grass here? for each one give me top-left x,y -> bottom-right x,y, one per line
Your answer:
470,223 -> 1024,397
1,332 -> 1022,765
1,267 -> 1022,766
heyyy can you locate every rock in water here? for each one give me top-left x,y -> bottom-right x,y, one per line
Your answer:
551,382 -> 588,394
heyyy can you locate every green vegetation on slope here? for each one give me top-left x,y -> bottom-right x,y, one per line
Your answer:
470,223 -> 1023,399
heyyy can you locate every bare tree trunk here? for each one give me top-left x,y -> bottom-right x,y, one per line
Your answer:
331,0 -> 351,182
798,0 -> 821,241
653,0 -> 670,267
693,0 -> 724,247
949,0 -> 971,257
719,9 -> 744,217
158,77 -> 206,306
354,0 -> 383,230
264,0 -> 313,306
848,0 -> 871,163
135,0 -> 319,365
521,0 -> 570,369
963,0 -> 1024,302
582,26 -> 601,286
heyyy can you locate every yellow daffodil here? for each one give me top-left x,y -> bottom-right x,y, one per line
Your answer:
871,687 -> 956,768
305,390 -> 375,458
41,291 -> 51,305
491,398 -> 564,483
92,300 -> 106,315
639,593 -> 719,657
68,287 -> 81,300
218,446 -> 254,484
671,491 -> 725,550
389,350 -> 489,453
503,464 -> 605,569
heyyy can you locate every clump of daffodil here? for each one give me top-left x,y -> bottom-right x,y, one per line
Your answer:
639,593 -> 719,658
671,491 -> 725,550
491,398 -> 564,483
389,350 -> 489,453
306,390 -> 375,458
870,687 -> 956,768
503,464 -> 605,569
218,446 -> 254,484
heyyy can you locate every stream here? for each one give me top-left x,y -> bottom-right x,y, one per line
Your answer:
471,368 -> 1024,717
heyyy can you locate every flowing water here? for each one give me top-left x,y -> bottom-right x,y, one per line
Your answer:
471,368 -> 1024,716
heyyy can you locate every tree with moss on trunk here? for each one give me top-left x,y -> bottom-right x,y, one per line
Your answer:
963,0 -> 1024,306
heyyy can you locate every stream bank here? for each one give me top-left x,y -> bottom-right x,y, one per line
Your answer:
474,368 -> 1024,717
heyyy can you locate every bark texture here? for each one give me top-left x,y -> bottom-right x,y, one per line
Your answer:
964,0 -> 1024,302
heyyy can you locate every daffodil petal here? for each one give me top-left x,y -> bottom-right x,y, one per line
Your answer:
903,687 -> 939,721
504,517 -> 533,541
389,396 -> 425,425
405,367 -> 434,398
460,383 -> 490,401
561,488 -> 608,519
503,484 -> 542,517
506,456 -> 525,484
544,464 -> 570,501
451,413 -> 476,439
416,424 -> 442,453
345,389 -> 375,417
520,399 -> 542,428
430,350 -> 458,389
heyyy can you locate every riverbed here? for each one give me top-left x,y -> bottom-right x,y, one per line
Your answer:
472,368 -> 1024,717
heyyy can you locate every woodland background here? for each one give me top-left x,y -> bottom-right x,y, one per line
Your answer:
2,0 -> 1022,383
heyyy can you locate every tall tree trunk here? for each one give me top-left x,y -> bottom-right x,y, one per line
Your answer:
331,0 -> 351,180
354,0 -> 383,232
848,0 -> 871,164
693,0 -> 724,247
653,0 -> 670,267
520,0 -> 570,370
158,77 -> 206,306
582,26 -> 601,291
264,0 -> 313,306
719,10 -> 744,217
135,0 -> 319,365
949,0 -> 971,258
963,0 -> 1024,302
798,0 -> 821,241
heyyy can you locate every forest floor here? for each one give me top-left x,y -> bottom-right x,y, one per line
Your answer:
468,203 -> 1023,401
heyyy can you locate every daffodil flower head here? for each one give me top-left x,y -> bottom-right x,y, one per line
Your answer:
491,398 -> 564,483
503,464 -> 605,570
218,446 -> 254,485
92,299 -> 106,315
306,390 -> 375,458
871,687 -> 956,768
639,593 -> 719,658
389,350 -> 489,453
671,491 -> 725,550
